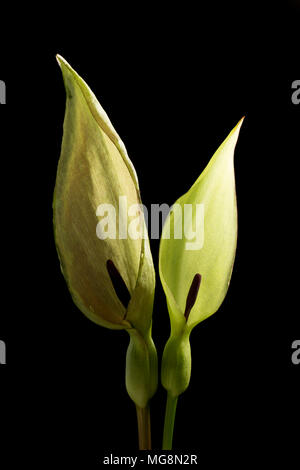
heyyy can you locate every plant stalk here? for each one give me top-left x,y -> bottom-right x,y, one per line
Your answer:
136,404 -> 152,450
162,392 -> 178,450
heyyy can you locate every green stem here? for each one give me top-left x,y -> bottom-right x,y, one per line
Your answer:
162,392 -> 178,450
136,404 -> 152,450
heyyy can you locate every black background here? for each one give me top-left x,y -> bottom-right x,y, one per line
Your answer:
0,3 -> 299,468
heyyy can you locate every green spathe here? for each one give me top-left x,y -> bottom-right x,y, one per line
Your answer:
160,118 -> 244,397
53,55 -> 157,407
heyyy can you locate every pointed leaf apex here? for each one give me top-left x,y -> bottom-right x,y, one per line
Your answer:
56,54 -> 69,67
232,115 -> 245,135
226,116 -> 245,145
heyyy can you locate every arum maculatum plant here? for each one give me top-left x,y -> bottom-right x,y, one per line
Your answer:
53,55 -> 157,450
53,54 -> 244,451
159,118 -> 244,449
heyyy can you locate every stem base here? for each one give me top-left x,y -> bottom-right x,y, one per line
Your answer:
136,405 -> 151,450
162,393 -> 178,450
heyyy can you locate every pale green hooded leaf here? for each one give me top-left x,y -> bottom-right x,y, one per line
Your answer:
160,118 -> 244,396
54,56 -> 157,407
53,55 -> 155,335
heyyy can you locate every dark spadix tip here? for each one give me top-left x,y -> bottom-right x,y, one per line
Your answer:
184,273 -> 202,321
106,259 -> 131,310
